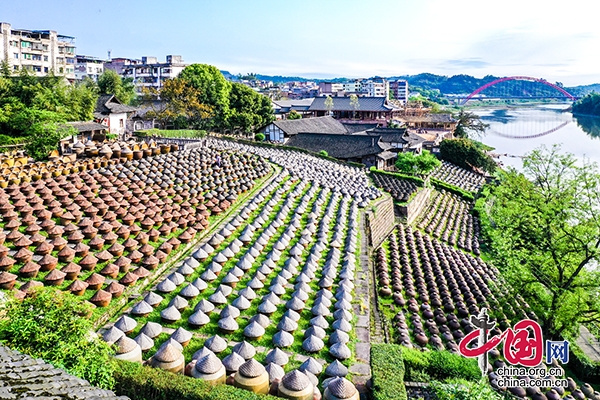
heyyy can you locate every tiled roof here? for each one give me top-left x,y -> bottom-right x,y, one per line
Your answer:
272,99 -> 314,112
95,95 -> 137,115
342,123 -> 379,133
64,121 -> 109,132
398,113 -> 457,123
0,345 -> 128,399
309,97 -> 396,112
269,116 -> 348,136
286,133 -> 390,159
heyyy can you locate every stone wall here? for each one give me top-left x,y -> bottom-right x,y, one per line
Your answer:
0,346 -> 128,399
365,195 -> 396,249
395,188 -> 431,224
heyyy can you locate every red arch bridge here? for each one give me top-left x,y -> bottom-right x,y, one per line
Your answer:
456,76 -> 577,105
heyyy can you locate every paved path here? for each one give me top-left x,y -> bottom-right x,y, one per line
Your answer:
576,325 -> 600,362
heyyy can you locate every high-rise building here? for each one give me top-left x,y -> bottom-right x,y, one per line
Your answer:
389,79 -> 409,103
0,22 -> 76,79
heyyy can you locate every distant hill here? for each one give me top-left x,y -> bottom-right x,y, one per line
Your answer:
221,70 -> 599,97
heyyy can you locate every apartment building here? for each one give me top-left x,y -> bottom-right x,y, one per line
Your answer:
0,22 -> 76,79
75,55 -> 105,81
362,79 -> 389,98
389,79 -> 409,103
105,55 -> 187,94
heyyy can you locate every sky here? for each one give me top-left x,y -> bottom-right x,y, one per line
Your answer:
3,0 -> 599,86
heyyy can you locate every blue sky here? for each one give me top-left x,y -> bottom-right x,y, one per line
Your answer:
3,0 -> 599,86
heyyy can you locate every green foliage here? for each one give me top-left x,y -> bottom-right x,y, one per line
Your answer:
430,178 -> 475,200
430,379 -> 503,400
106,133 -> 118,140
395,150 -> 441,175
228,82 -> 274,132
98,70 -> 136,105
439,138 -> 496,173
453,109 -> 489,139
318,150 -> 328,156
402,348 -> 480,383
573,92 -> 600,116
568,343 -> 600,383
255,133 -> 265,141
371,343 -> 407,400
478,145 -> 600,339
178,64 -> 231,128
0,287 -> 115,388
135,129 -> 207,139
26,122 -> 76,161
112,359 -> 279,400
287,109 -> 302,120
370,168 -> 425,186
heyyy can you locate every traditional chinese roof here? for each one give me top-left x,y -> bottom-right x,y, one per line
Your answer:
309,96 -> 396,112
286,133 -> 391,159
266,116 -> 348,136
95,94 -> 137,117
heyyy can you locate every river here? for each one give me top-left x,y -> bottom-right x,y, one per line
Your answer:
472,104 -> 600,169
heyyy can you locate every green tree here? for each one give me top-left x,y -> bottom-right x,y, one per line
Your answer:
0,287 -> 115,388
227,82 -> 274,133
453,109 -> 489,139
178,64 -> 231,129
25,121 -> 77,161
287,109 -> 302,120
439,138 -> 496,173
479,145 -> 600,339
98,69 -> 136,105
324,95 -> 334,116
349,94 -> 360,119
395,150 -> 441,175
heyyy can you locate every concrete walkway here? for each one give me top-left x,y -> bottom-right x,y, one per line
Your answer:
576,325 -> 600,362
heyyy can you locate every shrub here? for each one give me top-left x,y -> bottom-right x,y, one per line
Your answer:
395,150 -> 441,175
106,133 -> 118,140
318,150 -> 328,156
402,348 -> 480,383
112,359 -> 279,400
430,178 -> 475,201
430,379 -> 503,400
439,138 -> 496,173
255,133 -> 266,141
0,287 -> 115,388
371,343 -> 407,400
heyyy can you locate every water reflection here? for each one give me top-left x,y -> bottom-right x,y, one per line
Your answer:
575,115 -> 600,139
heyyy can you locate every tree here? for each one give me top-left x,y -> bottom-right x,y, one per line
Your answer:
479,145 -> 600,339
178,64 -> 231,128
25,122 -> 77,161
349,94 -> 360,119
227,82 -> 274,133
453,109 -> 489,139
287,109 -> 302,120
324,95 -> 334,116
439,138 -> 496,173
97,70 -> 136,105
144,78 -> 214,129
395,150 -> 441,175
0,287 -> 115,388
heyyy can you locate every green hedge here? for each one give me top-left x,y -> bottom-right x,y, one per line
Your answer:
369,167 -> 425,187
112,359 -> 279,400
402,348 -> 480,383
371,343 -> 407,400
134,129 -> 208,138
431,178 -> 475,201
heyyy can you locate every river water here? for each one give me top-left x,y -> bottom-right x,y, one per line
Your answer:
472,104 -> 600,169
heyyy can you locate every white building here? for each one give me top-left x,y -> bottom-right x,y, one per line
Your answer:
389,79 -> 409,103
105,55 -> 187,94
0,22 -> 76,79
361,79 -> 389,98
75,55 -> 105,81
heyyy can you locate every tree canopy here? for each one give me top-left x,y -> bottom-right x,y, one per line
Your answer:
395,150 -> 441,175
97,69 -> 136,105
227,82 -> 274,132
0,287 -> 115,388
478,145 -> 600,339
573,93 -> 600,117
439,138 -> 496,173
0,63 -> 98,159
453,109 -> 489,139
